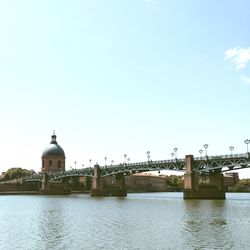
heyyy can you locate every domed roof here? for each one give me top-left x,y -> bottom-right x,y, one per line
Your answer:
42,144 -> 65,157
42,133 -> 65,157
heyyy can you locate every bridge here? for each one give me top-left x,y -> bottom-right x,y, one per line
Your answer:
24,153 -> 250,199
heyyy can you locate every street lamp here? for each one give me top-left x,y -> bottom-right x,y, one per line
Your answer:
199,149 -> 203,157
171,152 -> 174,160
146,151 -> 150,161
127,158 -> 130,164
104,156 -> 107,166
89,159 -> 92,167
203,144 -> 208,157
74,161 -> 77,170
173,147 -> 178,159
229,146 -> 234,156
124,154 -> 127,164
244,139 -> 250,153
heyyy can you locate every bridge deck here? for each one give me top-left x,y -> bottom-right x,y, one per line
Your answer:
23,153 -> 250,182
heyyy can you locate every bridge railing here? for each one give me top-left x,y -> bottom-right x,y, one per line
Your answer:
100,158 -> 186,169
22,153 -> 250,181
193,153 -> 249,161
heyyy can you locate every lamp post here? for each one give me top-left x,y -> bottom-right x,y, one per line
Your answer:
104,156 -> 107,166
229,146 -> 234,156
124,154 -> 127,164
199,149 -> 203,157
146,151 -> 150,161
203,144 -> 208,157
74,161 -> 77,170
244,139 -> 250,154
127,158 -> 130,164
173,147 -> 178,159
171,152 -> 174,160
89,159 -> 92,167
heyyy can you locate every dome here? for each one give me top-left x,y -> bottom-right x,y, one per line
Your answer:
42,144 -> 65,157
42,133 -> 65,157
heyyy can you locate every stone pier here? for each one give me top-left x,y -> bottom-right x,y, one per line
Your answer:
39,172 -> 49,194
209,173 -> 224,190
115,173 -> 127,196
183,155 -> 225,199
91,165 -> 127,196
39,172 -> 71,195
62,178 -> 71,194
91,164 -> 102,196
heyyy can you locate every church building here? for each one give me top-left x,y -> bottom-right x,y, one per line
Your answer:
41,132 -> 66,172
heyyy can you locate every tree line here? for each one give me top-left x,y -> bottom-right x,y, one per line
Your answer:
1,168 -> 34,181
228,179 -> 250,192
165,175 -> 184,190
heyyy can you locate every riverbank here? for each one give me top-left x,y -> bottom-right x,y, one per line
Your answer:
0,191 -> 38,195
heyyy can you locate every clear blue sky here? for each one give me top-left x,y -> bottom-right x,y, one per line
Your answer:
0,0 -> 250,178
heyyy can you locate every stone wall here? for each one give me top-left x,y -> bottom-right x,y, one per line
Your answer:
0,182 -> 40,192
103,174 -> 167,192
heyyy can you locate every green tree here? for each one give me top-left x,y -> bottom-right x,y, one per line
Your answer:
4,168 -> 32,180
228,179 -> 250,192
165,175 -> 183,188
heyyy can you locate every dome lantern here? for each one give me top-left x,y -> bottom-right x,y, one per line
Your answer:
51,130 -> 57,144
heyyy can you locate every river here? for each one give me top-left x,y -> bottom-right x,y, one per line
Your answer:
0,192 -> 250,250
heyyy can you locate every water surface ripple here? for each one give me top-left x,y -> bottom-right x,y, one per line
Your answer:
0,193 -> 250,249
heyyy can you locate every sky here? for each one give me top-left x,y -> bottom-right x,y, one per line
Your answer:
0,0 -> 250,178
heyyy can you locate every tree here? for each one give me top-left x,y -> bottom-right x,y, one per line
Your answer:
228,179 -> 250,192
165,175 -> 183,188
3,168 -> 32,180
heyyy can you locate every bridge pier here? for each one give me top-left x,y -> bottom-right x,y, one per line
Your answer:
184,155 -> 199,191
62,178 -> 71,194
184,155 -> 225,199
91,165 -> 127,196
115,173 -> 127,196
207,172 -> 225,199
91,164 -> 103,196
39,172 -> 50,194
39,172 -> 71,195
209,173 -> 224,190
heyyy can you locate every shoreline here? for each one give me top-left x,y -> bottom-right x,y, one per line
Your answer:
0,190 -> 178,195
0,191 -> 38,195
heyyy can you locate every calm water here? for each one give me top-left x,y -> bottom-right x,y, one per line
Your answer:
1,193 -> 250,250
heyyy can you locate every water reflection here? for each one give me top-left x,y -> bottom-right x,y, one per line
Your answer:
36,197 -> 72,249
1,193 -> 250,249
183,200 -> 235,249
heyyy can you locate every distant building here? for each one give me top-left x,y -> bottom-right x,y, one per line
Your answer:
103,173 -> 168,192
41,132 -> 66,172
224,172 -> 239,188
126,174 -> 167,192
0,172 -> 6,180
28,169 -> 38,176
